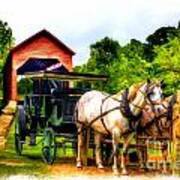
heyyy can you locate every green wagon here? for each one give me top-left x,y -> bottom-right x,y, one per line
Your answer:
15,71 -> 107,164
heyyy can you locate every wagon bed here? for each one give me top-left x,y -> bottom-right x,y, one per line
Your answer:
15,71 -> 107,164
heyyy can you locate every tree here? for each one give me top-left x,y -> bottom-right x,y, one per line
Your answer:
87,36 -> 120,74
0,20 -> 14,69
145,26 -> 180,61
120,39 -> 145,60
74,21 -> 180,95
108,42 -> 150,93
153,37 -> 180,95
74,37 -> 121,92
0,20 -> 14,98
146,26 -> 180,46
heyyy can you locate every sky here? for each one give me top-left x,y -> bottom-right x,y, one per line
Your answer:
0,0 -> 180,66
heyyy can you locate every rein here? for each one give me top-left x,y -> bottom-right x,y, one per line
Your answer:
87,87 -> 145,134
83,90 -> 127,135
88,105 -> 120,135
148,97 -> 163,136
75,93 -> 124,136
89,84 -> 151,134
139,94 -> 177,136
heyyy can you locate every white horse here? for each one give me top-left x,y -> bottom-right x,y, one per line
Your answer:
74,80 -> 163,175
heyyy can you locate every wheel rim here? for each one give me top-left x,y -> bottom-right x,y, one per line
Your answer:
15,134 -> 23,155
42,145 -> 56,164
14,105 -> 26,155
42,129 -> 56,164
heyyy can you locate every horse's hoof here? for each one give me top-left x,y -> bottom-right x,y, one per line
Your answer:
97,163 -> 104,169
162,170 -> 168,174
113,169 -> 120,176
140,166 -> 149,172
121,169 -> 128,175
142,167 -> 149,172
76,162 -> 82,169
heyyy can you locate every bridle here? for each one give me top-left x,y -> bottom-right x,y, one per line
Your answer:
129,83 -> 165,134
139,93 -> 177,137
130,84 -> 162,110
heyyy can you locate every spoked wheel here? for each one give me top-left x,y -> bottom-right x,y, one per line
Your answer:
42,128 -> 57,165
15,105 -> 27,155
15,134 -> 23,155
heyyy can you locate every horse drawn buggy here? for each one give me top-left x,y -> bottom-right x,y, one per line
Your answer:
14,70 -> 180,175
14,71 -> 107,164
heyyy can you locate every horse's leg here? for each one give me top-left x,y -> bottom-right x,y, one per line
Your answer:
112,128 -> 120,175
137,138 -> 146,169
140,146 -> 148,170
76,126 -> 84,168
82,128 -> 90,166
121,132 -> 135,175
162,141 -> 168,173
94,131 -> 104,169
139,139 -> 148,170
142,145 -> 148,170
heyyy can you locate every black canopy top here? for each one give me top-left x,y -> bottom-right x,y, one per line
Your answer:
22,71 -> 108,81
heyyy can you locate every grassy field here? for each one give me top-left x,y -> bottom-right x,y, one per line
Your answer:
0,121 -> 176,179
0,122 -> 77,177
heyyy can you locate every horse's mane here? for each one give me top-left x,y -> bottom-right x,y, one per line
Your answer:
112,80 -> 161,102
112,82 -> 143,101
111,90 -> 124,99
127,80 -> 159,101
128,82 -> 143,101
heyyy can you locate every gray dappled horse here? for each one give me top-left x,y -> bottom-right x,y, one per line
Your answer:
74,80 -> 163,175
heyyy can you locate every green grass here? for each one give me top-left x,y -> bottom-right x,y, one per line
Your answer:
0,122 -> 77,176
0,120 -> 169,176
0,125 -> 44,176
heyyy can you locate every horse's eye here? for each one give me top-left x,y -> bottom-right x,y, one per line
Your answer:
148,92 -> 153,97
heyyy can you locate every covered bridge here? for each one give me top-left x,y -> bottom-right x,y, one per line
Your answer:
3,29 -> 75,102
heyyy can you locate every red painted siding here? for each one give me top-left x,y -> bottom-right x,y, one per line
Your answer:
4,31 -> 74,101
13,36 -> 73,71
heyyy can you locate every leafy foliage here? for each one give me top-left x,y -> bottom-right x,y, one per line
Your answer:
0,20 -> 14,97
0,20 -> 14,69
86,37 -> 120,74
153,37 -> 180,95
74,22 -> 180,95
145,26 -> 180,61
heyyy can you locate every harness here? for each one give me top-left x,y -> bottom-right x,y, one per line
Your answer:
88,94 -> 123,135
77,88 -> 144,135
138,94 -> 177,137
120,89 -> 143,131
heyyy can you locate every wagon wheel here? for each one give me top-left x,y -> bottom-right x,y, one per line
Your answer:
42,128 -> 57,165
15,105 -> 27,155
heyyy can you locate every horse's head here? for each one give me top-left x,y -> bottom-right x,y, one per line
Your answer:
138,79 -> 164,105
127,80 -> 164,119
146,80 -> 164,104
128,80 -> 163,103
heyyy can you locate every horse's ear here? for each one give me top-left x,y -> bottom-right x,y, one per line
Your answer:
160,80 -> 166,88
147,79 -> 151,84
